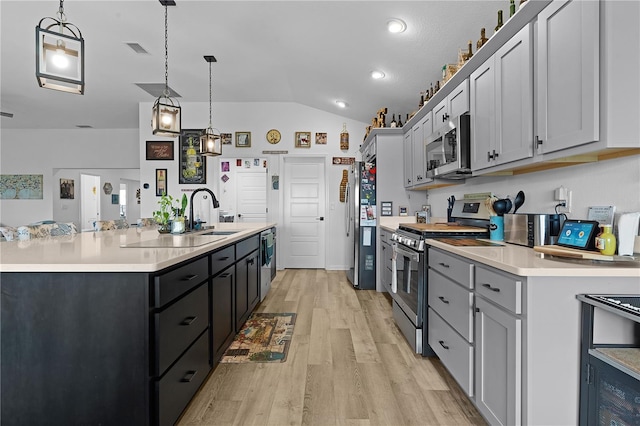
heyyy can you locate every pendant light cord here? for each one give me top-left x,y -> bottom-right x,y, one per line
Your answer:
163,5 -> 169,97
208,61 -> 213,127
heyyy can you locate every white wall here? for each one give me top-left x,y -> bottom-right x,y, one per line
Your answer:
139,101 -> 369,270
0,129 -> 139,226
426,155 -> 640,219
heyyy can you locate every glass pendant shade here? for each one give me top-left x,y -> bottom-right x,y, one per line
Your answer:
35,18 -> 84,94
152,96 -> 181,136
200,128 -> 222,156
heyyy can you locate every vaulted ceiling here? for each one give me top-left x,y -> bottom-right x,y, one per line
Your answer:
1,1 -> 502,129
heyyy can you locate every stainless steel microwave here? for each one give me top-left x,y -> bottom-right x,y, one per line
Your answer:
425,114 -> 471,179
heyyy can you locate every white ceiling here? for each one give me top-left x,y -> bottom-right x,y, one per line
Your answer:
0,0 -> 502,130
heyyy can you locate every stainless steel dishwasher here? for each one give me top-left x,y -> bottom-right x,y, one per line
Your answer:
260,228 -> 274,301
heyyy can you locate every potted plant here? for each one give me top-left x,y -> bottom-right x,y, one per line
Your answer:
152,193 -> 175,233
171,194 -> 188,234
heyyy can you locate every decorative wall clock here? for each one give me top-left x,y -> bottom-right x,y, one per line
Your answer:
266,129 -> 281,144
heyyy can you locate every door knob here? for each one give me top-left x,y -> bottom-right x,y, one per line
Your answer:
316,217 -> 324,221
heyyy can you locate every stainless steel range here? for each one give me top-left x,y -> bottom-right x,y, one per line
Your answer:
390,199 -> 490,356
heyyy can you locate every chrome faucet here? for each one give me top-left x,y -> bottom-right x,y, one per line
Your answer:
189,188 -> 220,230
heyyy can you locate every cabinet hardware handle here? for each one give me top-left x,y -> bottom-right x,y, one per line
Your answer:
180,370 -> 198,383
182,274 -> 199,281
475,307 -> 480,313
439,340 -> 449,350
247,258 -> 255,265
481,283 -> 500,292
443,113 -> 449,122
535,136 -> 543,146
492,149 -> 499,158
438,262 -> 450,268
218,256 -> 229,261
219,273 -> 230,278
487,151 -> 494,161
438,296 -> 450,304
181,316 -> 197,326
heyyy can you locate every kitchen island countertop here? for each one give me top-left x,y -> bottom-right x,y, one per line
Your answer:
426,238 -> 640,278
0,222 -> 276,273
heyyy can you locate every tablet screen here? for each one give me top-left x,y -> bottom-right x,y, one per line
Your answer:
557,220 -> 598,249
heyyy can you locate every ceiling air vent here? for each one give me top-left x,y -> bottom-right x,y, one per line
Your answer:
126,43 -> 149,54
0,111 -> 14,118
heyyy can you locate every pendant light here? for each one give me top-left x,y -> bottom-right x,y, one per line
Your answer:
151,2 -> 181,137
200,55 -> 222,156
35,0 -> 85,94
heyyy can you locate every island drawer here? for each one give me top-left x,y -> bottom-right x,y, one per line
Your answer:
153,256 -> 209,308
428,269 -> 474,343
236,235 -> 259,260
156,330 -> 210,426
428,248 -> 474,289
211,245 -> 235,275
428,307 -> 474,397
475,266 -> 523,314
154,283 -> 209,376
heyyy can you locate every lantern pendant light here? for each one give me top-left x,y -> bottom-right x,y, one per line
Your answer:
151,3 -> 181,137
35,0 -> 85,94
200,55 -> 222,156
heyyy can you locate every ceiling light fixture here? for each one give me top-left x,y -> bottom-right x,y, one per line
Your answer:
35,0 -> 85,94
200,55 -> 222,156
151,1 -> 181,137
371,70 -> 386,80
387,19 -> 407,34
335,100 -> 348,109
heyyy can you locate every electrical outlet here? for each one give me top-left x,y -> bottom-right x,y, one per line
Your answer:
557,190 -> 572,214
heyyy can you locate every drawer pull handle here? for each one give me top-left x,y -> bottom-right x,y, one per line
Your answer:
247,258 -> 255,265
482,283 -> 500,292
218,256 -> 230,261
438,262 -> 450,268
219,273 -> 230,278
438,296 -> 450,304
180,316 -> 197,326
439,340 -> 449,350
182,274 -> 199,281
180,370 -> 198,383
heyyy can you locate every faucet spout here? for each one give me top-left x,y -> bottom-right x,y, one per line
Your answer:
189,188 -> 220,230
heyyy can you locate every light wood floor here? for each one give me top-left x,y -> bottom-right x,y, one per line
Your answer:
178,269 -> 487,426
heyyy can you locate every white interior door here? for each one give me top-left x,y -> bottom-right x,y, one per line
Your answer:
80,174 -> 100,231
236,169 -> 267,222
283,157 -> 326,269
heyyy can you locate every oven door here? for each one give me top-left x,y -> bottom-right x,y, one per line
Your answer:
391,243 -> 423,325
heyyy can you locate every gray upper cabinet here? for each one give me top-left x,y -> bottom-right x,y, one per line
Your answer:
412,121 -> 425,186
471,24 -> 534,172
403,131 -> 413,188
535,0 -> 599,155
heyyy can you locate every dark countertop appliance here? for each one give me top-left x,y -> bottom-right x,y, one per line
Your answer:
390,198 -> 489,356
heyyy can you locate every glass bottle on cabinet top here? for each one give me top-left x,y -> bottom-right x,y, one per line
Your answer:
510,0 -> 516,17
390,114 -> 397,128
495,10 -> 504,33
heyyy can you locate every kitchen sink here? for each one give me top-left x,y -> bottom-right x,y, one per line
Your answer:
200,230 -> 240,236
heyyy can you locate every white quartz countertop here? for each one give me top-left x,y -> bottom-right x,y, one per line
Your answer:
0,223 -> 276,273
426,239 -> 640,278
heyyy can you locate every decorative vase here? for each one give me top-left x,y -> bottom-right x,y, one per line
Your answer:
171,218 -> 186,234
157,223 -> 171,234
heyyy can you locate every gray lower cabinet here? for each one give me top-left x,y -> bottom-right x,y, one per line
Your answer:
378,228 -> 393,293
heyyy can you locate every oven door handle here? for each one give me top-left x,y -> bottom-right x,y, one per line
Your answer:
393,245 -> 421,263
391,243 -> 398,293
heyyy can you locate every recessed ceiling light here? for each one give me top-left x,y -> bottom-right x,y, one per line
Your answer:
371,70 -> 386,80
387,19 -> 407,34
335,100 -> 348,108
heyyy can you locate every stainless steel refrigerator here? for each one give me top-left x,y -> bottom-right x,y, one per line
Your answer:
346,161 -> 376,289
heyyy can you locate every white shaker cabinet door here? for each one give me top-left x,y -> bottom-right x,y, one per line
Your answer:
403,131 -> 413,188
536,0 -> 599,154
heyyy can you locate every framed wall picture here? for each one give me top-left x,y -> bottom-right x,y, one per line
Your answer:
295,131 -> 311,148
111,194 -> 119,204
179,129 -> 206,184
60,178 -> 74,199
156,169 -> 167,196
145,141 -> 174,160
381,201 -> 393,216
315,132 -> 327,144
236,131 -> 251,147
221,133 -> 232,145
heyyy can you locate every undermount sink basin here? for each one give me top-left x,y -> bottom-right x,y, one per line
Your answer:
199,230 -> 240,236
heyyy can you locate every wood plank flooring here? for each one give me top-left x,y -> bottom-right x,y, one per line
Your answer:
178,269 -> 487,426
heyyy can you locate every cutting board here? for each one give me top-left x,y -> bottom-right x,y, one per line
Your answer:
533,245 -> 615,261
400,223 -> 487,233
